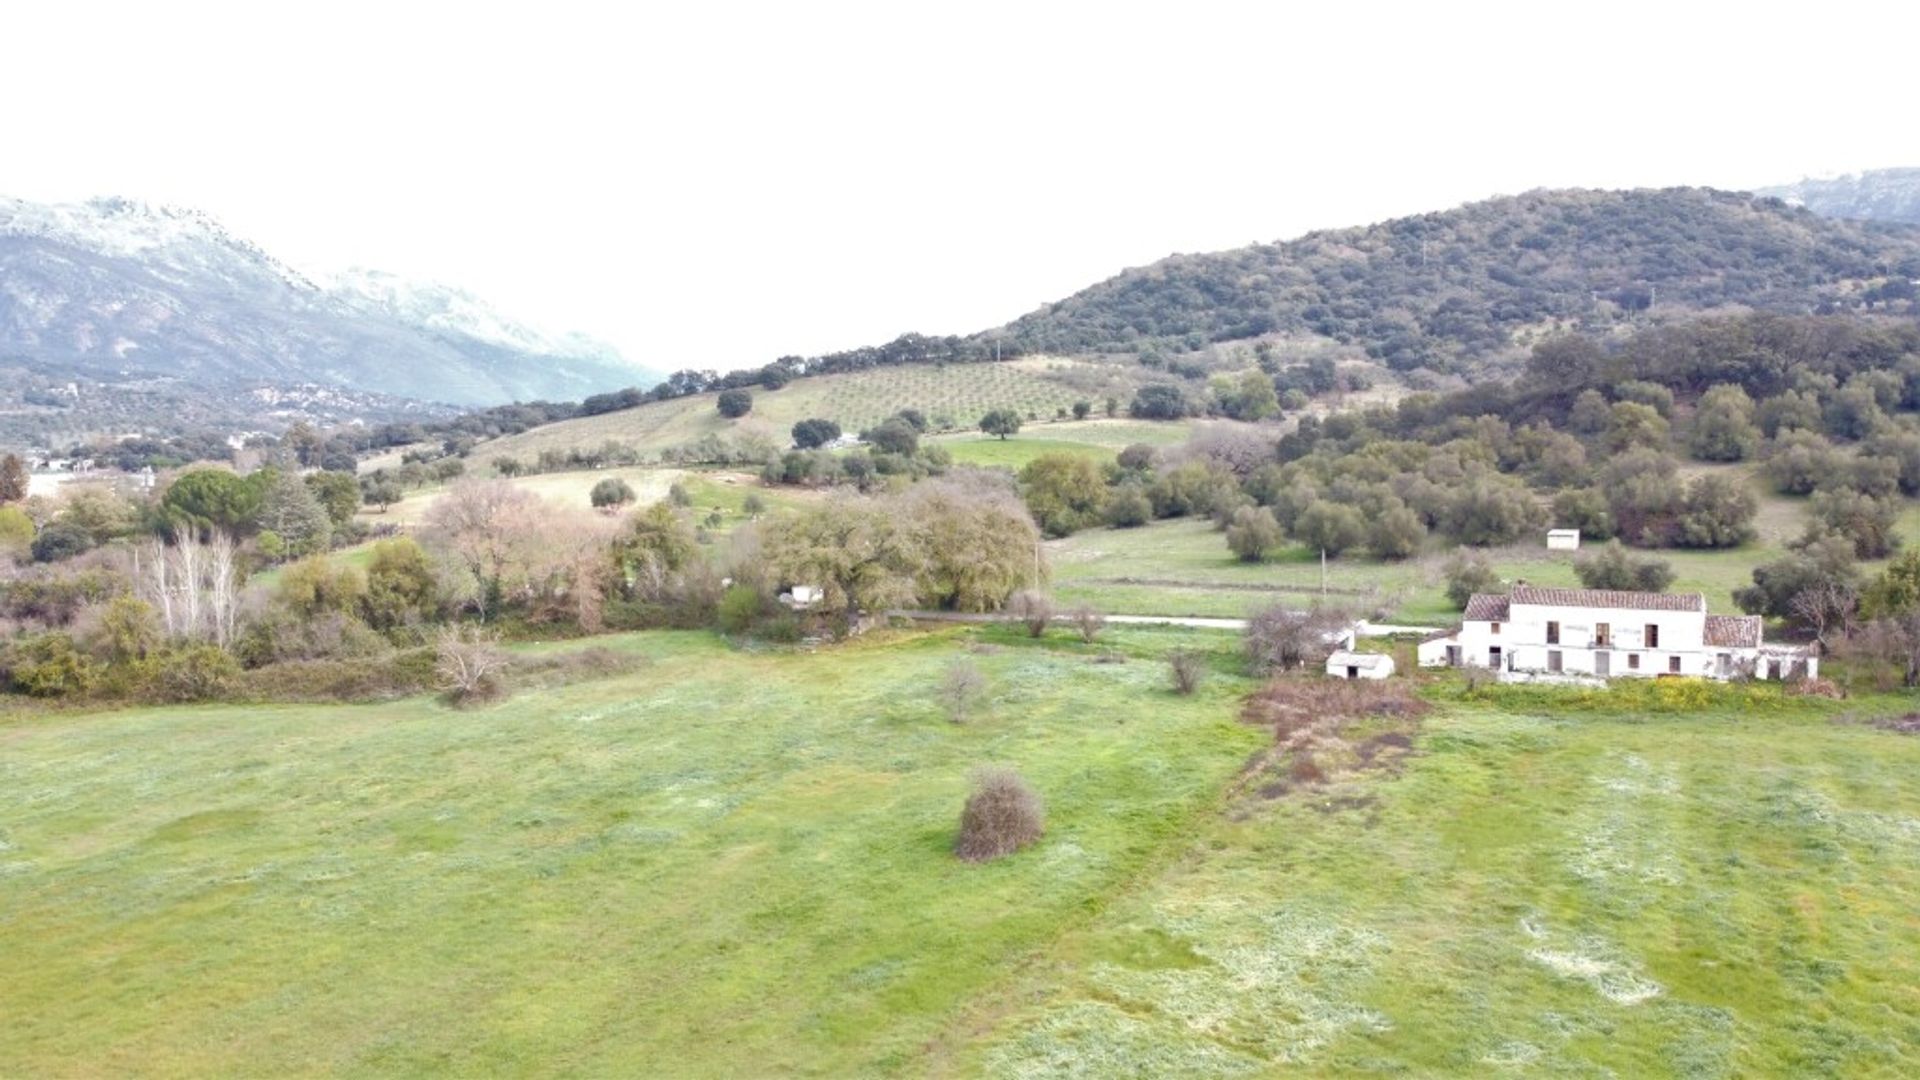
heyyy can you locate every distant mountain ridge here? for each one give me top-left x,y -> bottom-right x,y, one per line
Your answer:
0,196 -> 656,408
1758,168 -> 1920,226
991,187 -> 1920,372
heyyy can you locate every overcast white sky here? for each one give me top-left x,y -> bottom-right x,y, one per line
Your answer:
6,1 -> 1916,375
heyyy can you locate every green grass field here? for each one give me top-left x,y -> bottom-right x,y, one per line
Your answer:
1049,468 -> 1920,625
5,630 -> 1917,1075
955,685 -> 1920,1076
934,419 -> 1193,469
0,627 -> 1262,1076
476,358 -> 1153,465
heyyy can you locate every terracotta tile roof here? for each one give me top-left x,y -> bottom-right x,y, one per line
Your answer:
1463,593 -> 1511,621
1510,585 -> 1706,613
1704,614 -> 1763,649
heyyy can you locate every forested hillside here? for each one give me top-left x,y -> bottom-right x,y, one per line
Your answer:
995,188 -> 1920,372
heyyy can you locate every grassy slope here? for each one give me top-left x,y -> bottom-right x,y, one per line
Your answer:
355,468 -> 812,540
0,627 -> 1262,1076
951,688 -> 1920,1076
477,358 -> 1149,465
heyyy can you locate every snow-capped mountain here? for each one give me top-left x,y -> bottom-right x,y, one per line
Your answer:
0,196 -> 656,407
323,267 -> 624,365
1758,168 -> 1920,226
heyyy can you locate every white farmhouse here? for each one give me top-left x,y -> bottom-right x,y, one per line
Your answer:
1418,586 -> 1816,682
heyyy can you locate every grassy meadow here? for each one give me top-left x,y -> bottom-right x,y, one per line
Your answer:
4,628 -> 1918,1075
934,419 -> 1193,469
0,627 -> 1263,1076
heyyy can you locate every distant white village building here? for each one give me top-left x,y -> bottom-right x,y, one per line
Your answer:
1546,529 -> 1581,551
1418,586 -> 1817,683
1326,649 -> 1394,680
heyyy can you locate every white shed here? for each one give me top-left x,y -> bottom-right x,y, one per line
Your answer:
1326,650 -> 1394,680
1546,529 -> 1581,551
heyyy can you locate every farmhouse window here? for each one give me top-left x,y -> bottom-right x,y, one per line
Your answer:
1628,654 -> 1640,670
1491,622 -> 1501,635
1645,624 -> 1660,648
1668,656 -> 1682,674
1546,621 -> 1560,645
1594,622 -> 1610,647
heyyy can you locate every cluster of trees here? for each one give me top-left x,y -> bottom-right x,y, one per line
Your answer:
761,411 -> 954,492
0,464 -> 376,570
757,473 -> 1041,625
3,458 -> 1054,701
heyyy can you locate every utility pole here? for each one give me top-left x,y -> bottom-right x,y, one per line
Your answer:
1320,547 -> 1327,598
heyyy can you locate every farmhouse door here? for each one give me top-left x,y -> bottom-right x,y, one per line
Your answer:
1488,646 -> 1502,669
1595,651 -> 1610,677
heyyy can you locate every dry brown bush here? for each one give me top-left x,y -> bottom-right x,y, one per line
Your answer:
1785,676 -> 1845,699
1008,590 -> 1054,638
955,766 -> 1044,862
1168,649 -> 1205,694
1071,605 -> 1106,644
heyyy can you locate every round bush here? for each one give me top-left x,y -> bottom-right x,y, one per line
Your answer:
717,389 -> 753,418
955,766 -> 1044,862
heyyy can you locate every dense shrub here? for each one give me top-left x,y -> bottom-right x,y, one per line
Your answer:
154,646 -> 242,702
1574,541 -> 1674,592
1443,552 -> 1500,610
716,389 -> 753,418
955,766 -> 1044,862
1103,484 -> 1152,528
1226,506 -> 1283,562
1019,453 -> 1107,537
591,477 -> 637,509
2,633 -> 99,697
791,418 -> 842,449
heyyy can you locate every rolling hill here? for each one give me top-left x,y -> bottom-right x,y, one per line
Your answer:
992,187 -> 1920,372
476,355 -> 1158,465
0,197 -> 657,417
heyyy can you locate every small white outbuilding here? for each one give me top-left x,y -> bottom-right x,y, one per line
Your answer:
1547,529 -> 1581,551
1326,650 -> 1394,680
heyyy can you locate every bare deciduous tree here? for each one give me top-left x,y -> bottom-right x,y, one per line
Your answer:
1790,581 -> 1858,654
434,626 -> 510,705
1071,605 -> 1106,644
940,659 -> 988,723
134,528 -> 241,647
